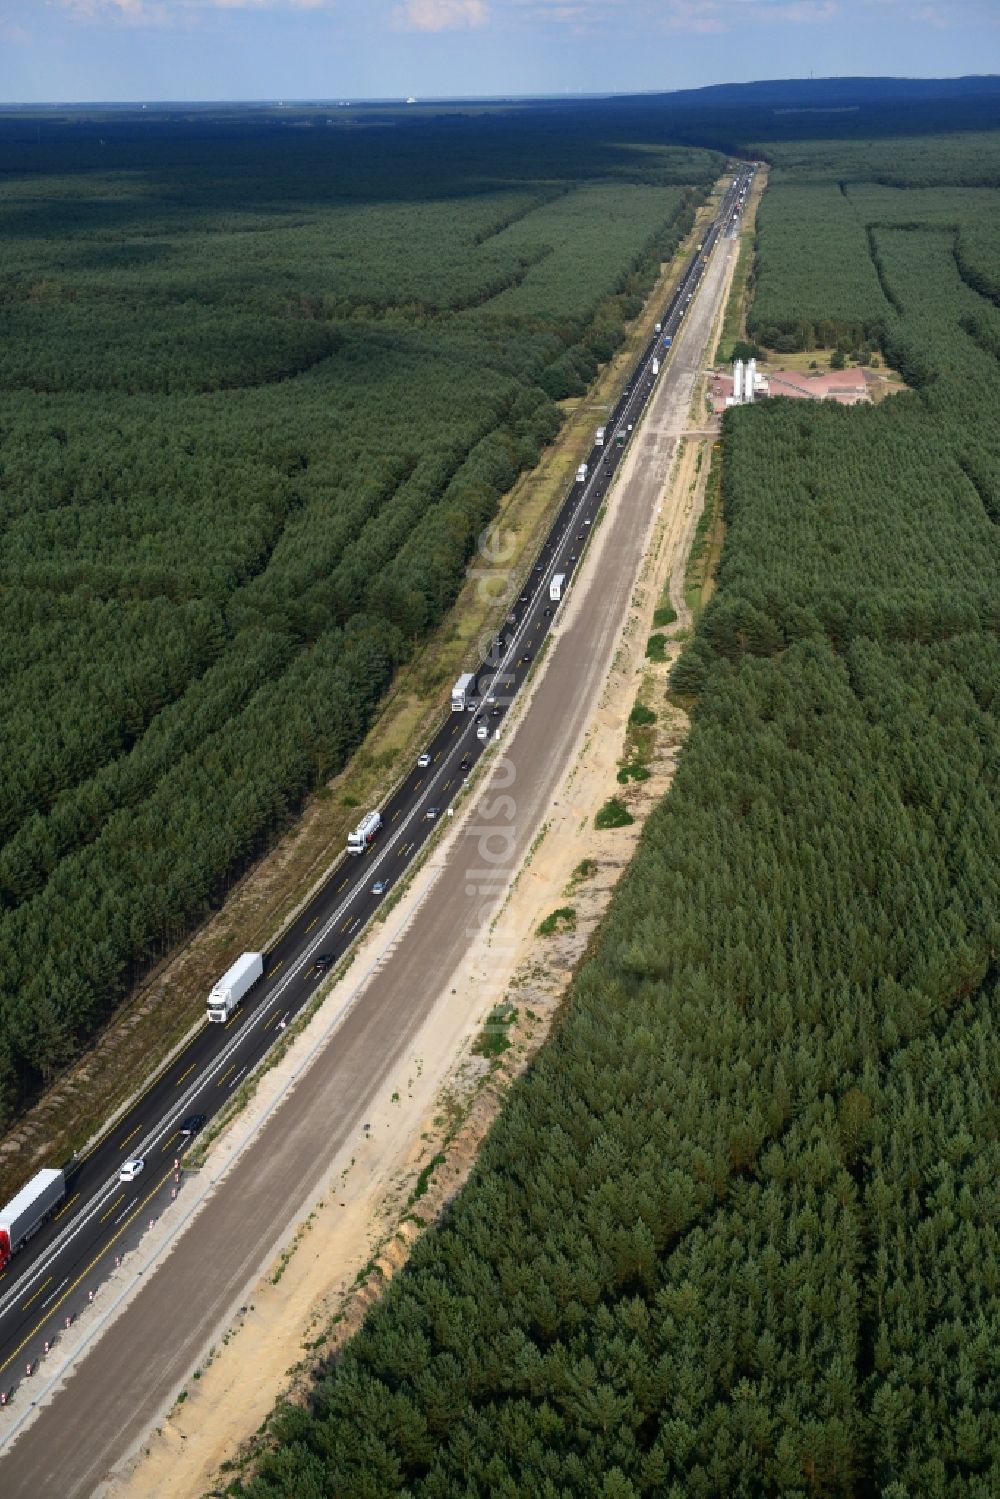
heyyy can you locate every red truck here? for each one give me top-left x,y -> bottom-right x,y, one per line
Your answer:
0,1168 -> 66,1271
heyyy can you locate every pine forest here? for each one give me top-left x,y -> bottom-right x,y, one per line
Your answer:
233,111 -> 1000,1494
0,108 -> 721,1122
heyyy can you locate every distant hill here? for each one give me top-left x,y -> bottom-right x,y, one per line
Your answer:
651,74 -> 1000,110
573,74 -> 1000,153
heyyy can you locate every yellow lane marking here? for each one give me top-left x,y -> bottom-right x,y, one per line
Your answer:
0,1167 -> 175,1377
76,1028 -> 205,1164
53,1192 -> 79,1223
217,1064 -> 235,1088
20,1276 -> 52,1312
174,1062 -> 196,1088
305,917 -> 318,933
99,1193 -> 126,1225
118,1123 -> 142,1151
161,1132 -> 179,1154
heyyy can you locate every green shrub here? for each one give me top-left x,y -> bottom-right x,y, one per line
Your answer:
594,796 -> 634,830
536,906 -> 577,936
471,1003 -> 518,1058
617,763 -> 652,784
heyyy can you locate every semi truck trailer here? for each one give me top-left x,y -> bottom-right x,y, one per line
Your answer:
0,1168 -> 66,1271
206,951 -> 264,1023
451,673 -> 476,712
549,573 -> 566,603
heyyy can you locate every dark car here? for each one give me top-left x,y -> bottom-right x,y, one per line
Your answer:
520,592 -> 529,603
314,953 -> 335,973
491,705 -> 503,717
520,653 -> 532,666
460,755 -> 471,771
543,607 -> 552,617
179,1113 -> 206,1138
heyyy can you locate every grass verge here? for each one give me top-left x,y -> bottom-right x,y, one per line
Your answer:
685,439 -> 724,620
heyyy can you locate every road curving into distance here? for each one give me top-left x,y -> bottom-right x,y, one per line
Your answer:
0,166 -> 754,1495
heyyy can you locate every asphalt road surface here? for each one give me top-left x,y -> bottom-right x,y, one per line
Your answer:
0,171 -> 751,1495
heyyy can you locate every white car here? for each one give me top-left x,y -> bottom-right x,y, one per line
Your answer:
119,1157 -> 145,1183
417,752 -> 431,769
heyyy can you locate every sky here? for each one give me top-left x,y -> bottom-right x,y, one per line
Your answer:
1,0 -> 998,106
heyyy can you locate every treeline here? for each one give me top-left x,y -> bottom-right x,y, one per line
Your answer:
233,129 -> 1000,1495
0,115 -> 720,1121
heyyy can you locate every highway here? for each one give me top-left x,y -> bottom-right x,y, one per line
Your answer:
0,166 -> 754,1435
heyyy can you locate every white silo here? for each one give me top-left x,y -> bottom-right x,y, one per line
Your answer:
745,358 -> 756,404
732,359 -> 744,403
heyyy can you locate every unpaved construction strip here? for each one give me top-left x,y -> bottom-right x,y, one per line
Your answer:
0,226 -> 740,1499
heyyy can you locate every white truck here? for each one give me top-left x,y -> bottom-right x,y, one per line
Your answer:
651,358 -> 660,376
451,672 -> 476,712
576,463 -> 588,484
206,951 -> 264,1023
0,1168 -> 66,1271
594,426 -> 606,448
549,573 -> 566,603
347,809 -> 382,857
